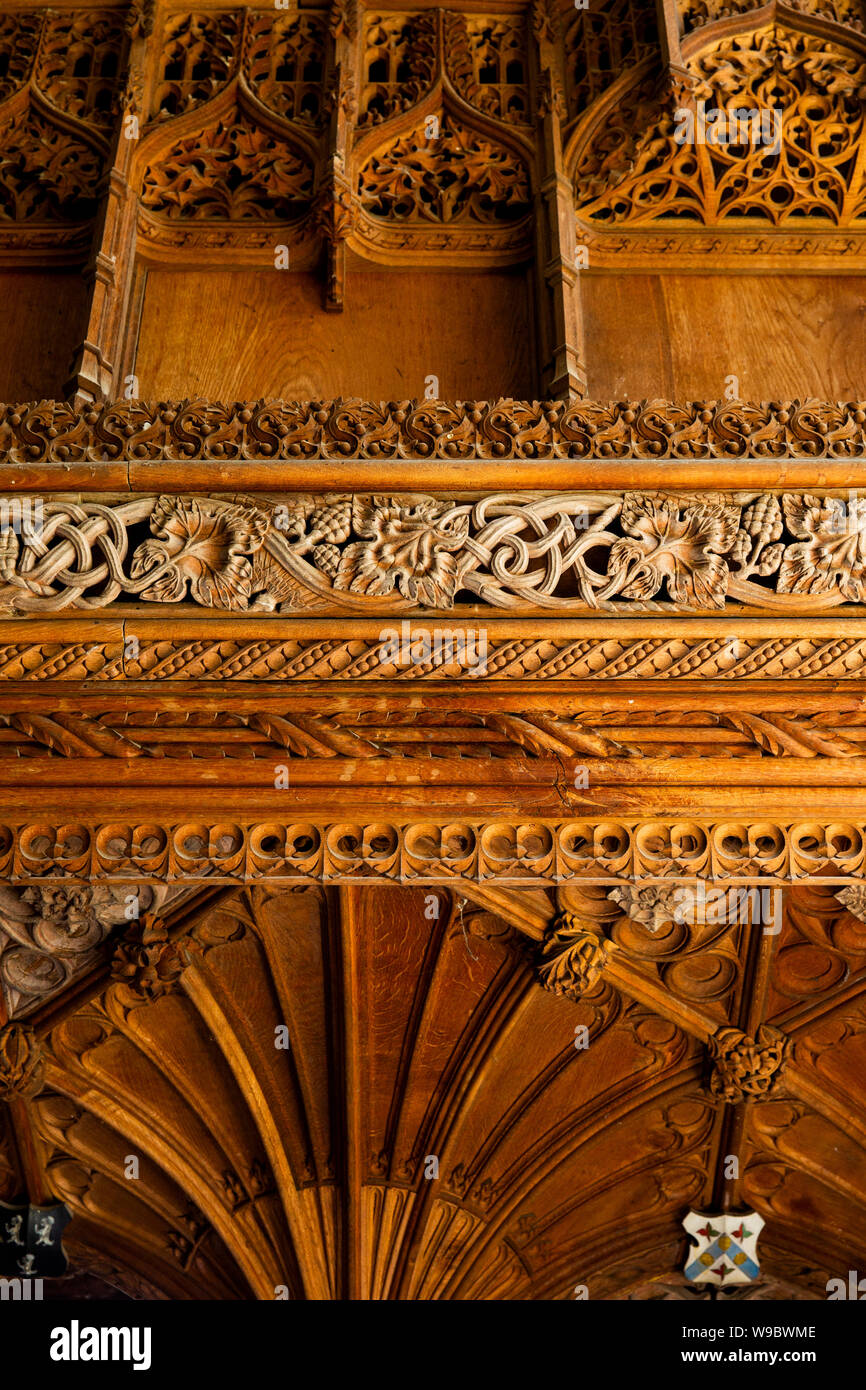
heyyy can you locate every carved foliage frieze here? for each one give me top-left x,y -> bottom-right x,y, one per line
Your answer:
9,489 -> 866,616
678,0 -> 865,36
5,399 -> 865,463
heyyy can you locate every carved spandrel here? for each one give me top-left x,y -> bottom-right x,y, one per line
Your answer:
575,25 -> 866,229
0,883 -> 188,1017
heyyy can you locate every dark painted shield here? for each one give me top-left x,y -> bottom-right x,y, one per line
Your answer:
0,1200 -> 71,1278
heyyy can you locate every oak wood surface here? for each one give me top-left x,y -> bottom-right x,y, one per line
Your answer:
134,268 -> 536,402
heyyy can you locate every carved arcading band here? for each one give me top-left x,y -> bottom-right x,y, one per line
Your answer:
0,819 -> 861,884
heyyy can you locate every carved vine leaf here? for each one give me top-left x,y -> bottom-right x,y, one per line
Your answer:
836,884 -> 866,923
777,493 -> 866,601
141,118 -> 314,221
331,498 -> 470,606
708,1024 -> 789,1102
0,111 -> 103,223
606,494 -> 740,609
358,116 -> 531,224
131,498 -> 270,609
537,914 -> 615,1000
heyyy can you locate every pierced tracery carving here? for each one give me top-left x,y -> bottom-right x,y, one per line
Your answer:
564,0 -> 657,118
35,9 -> 125,128
151,10 -> 240,122
0,12 -> 41,103
358,115 -> 532,225
576,27 -> 866,228
443,14 -> 530,125
140,113 -> 315,222
358,12 -> 436,126
243,11 -> 327,127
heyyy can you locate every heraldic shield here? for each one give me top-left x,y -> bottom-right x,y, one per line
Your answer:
0,1200 -> 71,1278
683,1210 -> 765,1286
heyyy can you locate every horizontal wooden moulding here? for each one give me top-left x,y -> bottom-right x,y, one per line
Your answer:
0,400 -> 865,492
0,814 -> 862,885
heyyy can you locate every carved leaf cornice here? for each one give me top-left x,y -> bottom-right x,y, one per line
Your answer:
678,0 -> 866,40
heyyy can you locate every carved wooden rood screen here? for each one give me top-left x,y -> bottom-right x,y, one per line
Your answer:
0,0 -> 865,1316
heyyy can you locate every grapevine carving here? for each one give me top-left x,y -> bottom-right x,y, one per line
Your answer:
6,489 -> 866,615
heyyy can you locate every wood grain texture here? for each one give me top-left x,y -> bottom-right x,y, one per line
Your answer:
0,272 -> 88,402
581,273 -> 866,401
134,269 -> 536,401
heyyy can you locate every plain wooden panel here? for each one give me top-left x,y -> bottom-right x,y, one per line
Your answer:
582,273 -> 866,400
134,268 -> 536,400
0,271 -> 89,402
